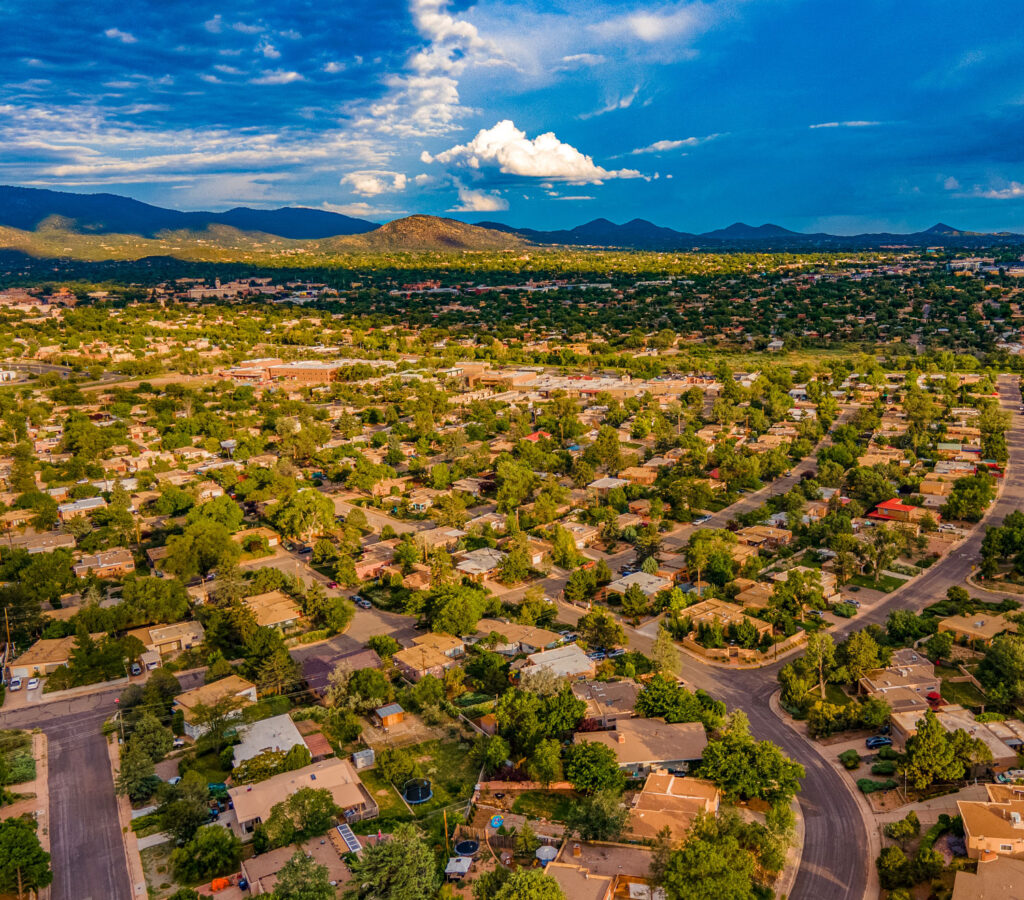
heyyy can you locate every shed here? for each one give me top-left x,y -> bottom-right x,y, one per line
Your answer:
445,857 -> 472,881
373,703 -> 405,728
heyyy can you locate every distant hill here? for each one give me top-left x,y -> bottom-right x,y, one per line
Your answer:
330,215 -> 529,252
2,185 -> 1024,260
0,185 -> 377,239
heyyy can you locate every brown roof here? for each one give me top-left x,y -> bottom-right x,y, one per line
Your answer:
229,758 -> 368,824
242,591 -> 303,628
952,854 -> 1024,899
174,675 -> 255,717
573,718 -> 708,766
628,771 -> 720,842
301,648 -> 382,696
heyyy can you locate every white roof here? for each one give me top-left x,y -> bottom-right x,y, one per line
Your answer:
525,643 -> 594,678
232,714 -> 305,767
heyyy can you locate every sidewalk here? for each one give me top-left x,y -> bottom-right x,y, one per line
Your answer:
4,732 -> 51,900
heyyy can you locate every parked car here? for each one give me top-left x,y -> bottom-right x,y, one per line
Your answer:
167,776 -> 182,786
130,663 -> 142,676
8,677 -> 22,691
27,678 -> 40,690
172,738 -> 186,749
693,514 -> 711,525
996,769 -> 1024,783
865,736 -> 892,750
587,651 -> 607,661
607,648 -> 627,658
328,581 -> 339,590
355,597 -> 372,610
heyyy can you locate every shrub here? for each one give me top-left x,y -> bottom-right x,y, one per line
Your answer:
871,760 -> 897,775
839,749 -> 861,770
878,747 -> 898,760
832,602 -> 856,618
858,778 -> 898,794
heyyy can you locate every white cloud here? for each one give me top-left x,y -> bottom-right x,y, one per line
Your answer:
279,29 -> 302,40
257,40 -> 281,59
579,85 -> 641,119
250,70 -> 304,85
976,182 -> 1024,200
104,28 -> 137,44
321,201 -> 392,218
423,119 -> 642,183
943,176 -> 961,191
630,134 -> 719,153
341,170 -> 408,196
214,65 -> 242,75
809,120 -> 880,129
591,2 -> 718,45
558,53 -> 606,69
233,22 -> 264,35
323,61 -> 346,74
554,195 -> 596,201
199,73 -> 222,84
204,15 -> 223,33
451,183 -> 508,212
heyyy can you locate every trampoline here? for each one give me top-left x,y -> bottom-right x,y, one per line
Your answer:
403,778 -> 434,805
454,840 -> 480,857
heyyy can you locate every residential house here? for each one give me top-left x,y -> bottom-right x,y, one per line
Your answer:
959,785 -> 1024,860
628,770 -> 720,842
301,648 -> 382,699
684,597 -> 773,640
229,758 -> 377,833
473,619 -> 561,656
9,634 -> 103,679
174,675 -> 257,740
602,571 -> 673,601
939,612 -> 1019,647
519,644 -> 596,680
573,718 -> 708,776
455,547 -> 507,581
951,853 -> 1024,900
571,679 -> 640,727
242,591 -> 304,630
57,496 -> 107,521
233,713 -> 306,767
72,547 -> 135,578
126,621 -> 205,658
392,633 -> 463,681
736,525 -> 793,549
859,648 -> 938,714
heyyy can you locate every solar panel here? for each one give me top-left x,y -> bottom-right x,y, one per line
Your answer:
337,824 -> 362,854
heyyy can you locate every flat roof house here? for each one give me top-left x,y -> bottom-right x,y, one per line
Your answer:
571,679 -> 640,727
520,644 -> 596,680
73,547 -> 135,578
939,612 -> 1019,647
57,496 -> 107,521
959,785 -> 1024,860
603,571 -> 673,600
126,621 -> 205,658
628,770 -> 720,842
9,634 -> 102,679
233,713 -> 306,767
573,718 -> 708,776
229,758 -> 377,833
473,619 -> 561,656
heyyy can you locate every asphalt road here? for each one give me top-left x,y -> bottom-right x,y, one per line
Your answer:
4,673 -> 203,900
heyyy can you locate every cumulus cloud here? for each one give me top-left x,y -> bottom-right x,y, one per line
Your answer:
104,28 -> 136,44
809,120 -> 880,129
322,200 -> 392,218
451,182 -> 508,211
257,39 -> 281,59
943,176 -> 961,191
341,170 -> 408,196
559,53 -> 606,68
323,61 -> 345,74
592,2 -> 716,44
974,182 -> 1024,200
250,70 -> 303,85
422,120 -> 642,183
204,15 -> 223,33
631,134 -> 719,153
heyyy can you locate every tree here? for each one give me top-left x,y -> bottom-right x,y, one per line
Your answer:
699,712 -> 804,806
883,811 -> 920,848
493,868 -> 565,900
576,607 -> 626,650
366,635 -> 401,659
164,519 -> 240,580
0,818 -> 53,897
159,771 -> 211,845
564,742 -> 626,795
838,630 -> 885,686
171,825 -> 242,883
115,743 -> 159,803
272,850 -> 335,900
876,846 -> 911,891
924,630 -> 954,664
634,675 -> 725,729
901,709 -> 961,789
129,713 -> 173,763
270,490 -> 336,545
662,814 -> 759,900
804,632 -> 836,701
565,789 -> 629,841
343,823 -> 439,900
527,738 -> 564,786
651,627 -> 681,676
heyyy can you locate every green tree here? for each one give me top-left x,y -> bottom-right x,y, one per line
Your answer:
343,822 -> 439,900
565,788 -> 629,841
129,713 -> 173,763
651,626 -> 682,676
270,490 -> 336,545
662,814 -> 759,900
564,742 -> 626,795
576,607 -> 626,649
366,635 -> 401,659
493,868 -> 566,900
272,850 -> 335,900
171,825 -> 242,883
901,709 -> 960,789
115,743 -> 159,803
527,738 -> 564,786
0,818 -> 53,897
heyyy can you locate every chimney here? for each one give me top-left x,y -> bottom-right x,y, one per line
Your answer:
572,843 -> 581,858
617,733 -> 626,744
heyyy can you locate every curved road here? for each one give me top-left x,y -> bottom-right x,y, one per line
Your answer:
679,376 -> 1023,900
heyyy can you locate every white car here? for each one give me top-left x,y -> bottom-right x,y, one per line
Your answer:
8,677 -> 22,692
27,678 -> 40,690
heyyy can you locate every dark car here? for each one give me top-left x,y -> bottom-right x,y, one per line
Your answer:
865,736 -> 892,750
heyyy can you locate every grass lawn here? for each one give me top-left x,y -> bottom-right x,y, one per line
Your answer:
941,680 -> 988,709
935,664 -> 962,679
511,791 -> 576,823
402,738 -> 481,818
0,730 -> 35,785
824,684 -> 857,707
357,767 -> 411,821
186,750 -> 232,784
849,573 -> 908,593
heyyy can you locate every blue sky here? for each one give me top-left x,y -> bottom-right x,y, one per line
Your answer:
3,0 -> 1024,232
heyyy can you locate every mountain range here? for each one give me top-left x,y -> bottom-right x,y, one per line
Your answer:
1,185 -> 1023,259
